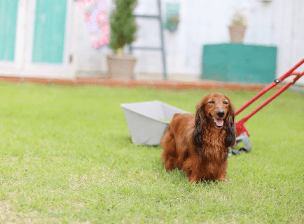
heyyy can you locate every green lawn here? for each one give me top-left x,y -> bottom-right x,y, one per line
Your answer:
0,82 -> 303,223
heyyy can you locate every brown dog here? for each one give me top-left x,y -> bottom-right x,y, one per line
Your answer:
161,93 -> 236,183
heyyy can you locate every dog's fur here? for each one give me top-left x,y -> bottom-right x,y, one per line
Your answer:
161,93 -> 237,183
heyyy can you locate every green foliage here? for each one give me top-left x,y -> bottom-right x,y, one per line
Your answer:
109,0 -> 137,53
0,82 -> 303,223
232,11 -> 247,26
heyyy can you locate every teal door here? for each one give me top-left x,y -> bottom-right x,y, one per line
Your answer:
32,0 -> 67,64
0,0 -> 19,61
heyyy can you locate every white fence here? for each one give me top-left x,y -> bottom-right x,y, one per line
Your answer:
76,0 -> 304,84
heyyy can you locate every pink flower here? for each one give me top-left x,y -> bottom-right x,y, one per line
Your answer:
99,23 -> 109,34
92,36 -> 109,49
84,13 -> 91,22
96,11 -> 108,24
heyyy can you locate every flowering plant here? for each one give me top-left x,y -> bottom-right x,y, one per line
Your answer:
231,11 -> 247,26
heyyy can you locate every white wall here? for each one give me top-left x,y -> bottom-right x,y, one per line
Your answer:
76,0 -> 304,84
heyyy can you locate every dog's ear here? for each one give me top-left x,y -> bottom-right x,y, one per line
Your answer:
225,106 -> 237,148
193,105 -> 206,151
193,112 -> 203,148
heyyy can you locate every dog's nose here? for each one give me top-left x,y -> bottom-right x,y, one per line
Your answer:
217,110 -> 225,118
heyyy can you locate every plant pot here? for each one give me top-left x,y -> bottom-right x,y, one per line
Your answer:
107,54 -> 137,79
229,24 -> 247,43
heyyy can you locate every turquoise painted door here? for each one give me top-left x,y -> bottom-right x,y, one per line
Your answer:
32,0 -> 67,64
0,0 -> 19,61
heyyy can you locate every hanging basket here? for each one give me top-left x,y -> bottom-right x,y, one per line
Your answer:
229,24 -> 247,43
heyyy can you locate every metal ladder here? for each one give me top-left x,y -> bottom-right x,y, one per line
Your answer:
129,0 -> 167,79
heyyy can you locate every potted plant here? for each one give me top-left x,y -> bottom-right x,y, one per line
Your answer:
229,11 -> 247,43
107,0 -> 137,79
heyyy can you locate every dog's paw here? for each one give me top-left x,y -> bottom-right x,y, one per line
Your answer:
189,176 -> 200,184
218,177 -> 227,182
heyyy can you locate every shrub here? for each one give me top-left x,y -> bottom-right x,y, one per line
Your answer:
109,0 -> 137,54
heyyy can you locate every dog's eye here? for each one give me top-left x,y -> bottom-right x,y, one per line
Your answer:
208,101 -> 215,104
223,101 -> 228,104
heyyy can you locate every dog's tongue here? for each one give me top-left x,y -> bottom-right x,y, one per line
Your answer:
215,120 -> 224,127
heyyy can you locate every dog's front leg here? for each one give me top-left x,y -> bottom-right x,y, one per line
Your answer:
218,160 -> 228,181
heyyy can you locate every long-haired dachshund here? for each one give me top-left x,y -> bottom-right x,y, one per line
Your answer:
161,93 -> 236,183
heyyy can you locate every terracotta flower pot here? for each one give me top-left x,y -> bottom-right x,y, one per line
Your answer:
229,24 -> 247,43
107,54 -> 137,79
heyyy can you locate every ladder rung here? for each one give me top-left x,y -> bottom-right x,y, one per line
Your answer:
134,14 -> 160,19
131,47 -> 163,51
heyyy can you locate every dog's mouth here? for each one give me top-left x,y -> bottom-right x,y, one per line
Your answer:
210,115 -> 224,128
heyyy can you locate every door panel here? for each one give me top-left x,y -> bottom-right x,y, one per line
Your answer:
32,0 -> 67,64
0,0 -> 19,61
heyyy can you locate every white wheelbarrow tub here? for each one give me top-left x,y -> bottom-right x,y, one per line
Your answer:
121,101 -> 189,145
